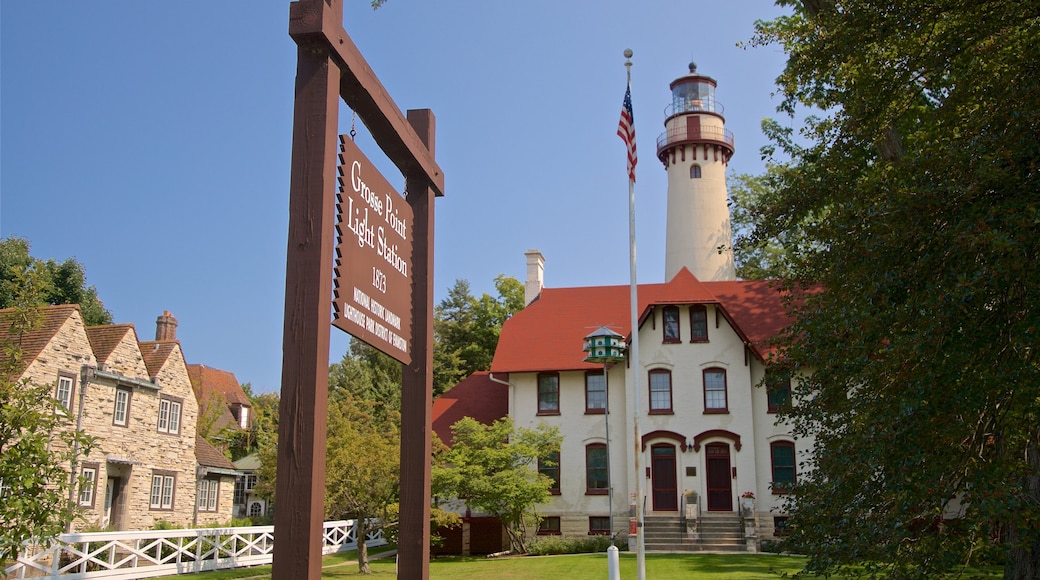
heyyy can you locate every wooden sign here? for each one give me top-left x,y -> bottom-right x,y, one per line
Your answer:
333,134 -> 414,364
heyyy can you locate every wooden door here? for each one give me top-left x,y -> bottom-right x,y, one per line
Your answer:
651,444 -> 678,511
706,443 -> 732,511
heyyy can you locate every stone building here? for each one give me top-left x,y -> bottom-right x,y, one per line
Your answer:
0,306 -> 237,531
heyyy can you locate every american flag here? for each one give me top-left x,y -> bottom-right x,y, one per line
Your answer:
617,83 -> 637,182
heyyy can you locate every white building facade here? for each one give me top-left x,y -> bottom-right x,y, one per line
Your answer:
489,65 -> 807,549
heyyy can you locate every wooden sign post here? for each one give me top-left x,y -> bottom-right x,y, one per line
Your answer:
276,1 -> 443,579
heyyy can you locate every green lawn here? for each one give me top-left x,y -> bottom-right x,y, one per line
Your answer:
183,550 -> 1003,579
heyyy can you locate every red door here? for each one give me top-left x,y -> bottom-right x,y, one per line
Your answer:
686,116 -> 701,140
706,443 -> 732,511
651,444 -> 678,511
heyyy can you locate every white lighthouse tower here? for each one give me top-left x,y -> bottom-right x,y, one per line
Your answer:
657,62 -> 737,282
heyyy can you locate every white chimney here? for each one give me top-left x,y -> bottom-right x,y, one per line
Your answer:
524,249 -> 545,306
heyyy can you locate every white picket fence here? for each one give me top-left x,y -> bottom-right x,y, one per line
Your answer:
4,519 -> 386,579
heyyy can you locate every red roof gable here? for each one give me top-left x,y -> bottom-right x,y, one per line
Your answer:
85,324 -> 136,365
491,269 -> 791,373
139,340 -> 179,377
432,371 -> 508,446
187,364 -> 250,406
0,304 -> 80,376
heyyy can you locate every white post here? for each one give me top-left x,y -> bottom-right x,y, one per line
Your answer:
623,48 -> 646,580
607,544 -> 621,580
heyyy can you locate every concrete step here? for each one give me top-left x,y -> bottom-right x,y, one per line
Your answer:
638,512 -> 751,553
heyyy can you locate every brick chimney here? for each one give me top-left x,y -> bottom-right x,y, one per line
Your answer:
155,311 -> 178,341
524,249 -> 544,307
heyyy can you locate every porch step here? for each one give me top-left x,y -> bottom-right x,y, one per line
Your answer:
640,512 -> 746,553
695,512 -> 745,552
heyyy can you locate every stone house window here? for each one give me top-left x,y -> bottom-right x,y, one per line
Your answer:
78,463 -> 99,508
113,387 -> 132,427
197,478 -> 219,512
150,471 -> 176,510
55,372 -> 76,413
157,395 -> 183,435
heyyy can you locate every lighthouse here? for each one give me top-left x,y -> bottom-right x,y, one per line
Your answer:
657,62 -> 737,282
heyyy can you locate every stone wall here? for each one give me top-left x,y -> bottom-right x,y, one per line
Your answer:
194,474 -> 237,527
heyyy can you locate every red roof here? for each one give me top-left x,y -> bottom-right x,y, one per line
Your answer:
187,363 -> 250,433
139,340 -> 179,377
85,324 -> 136,365
187,364 -> 250,406
0,304 -> 80,376
432,371 -> 508,446
491,268 -> 792,373
195,435 -> 237,470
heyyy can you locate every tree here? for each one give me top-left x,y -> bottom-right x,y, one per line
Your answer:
329,338 -> 402,413
0,237 -> 111,326
432,417 -> 561,554
0,263 -> 95,566
728,170 -> 799,280
221,390 -> 280,462
433,275 -> 523,396
750,1 -> 1040,577
324,392 -> 400,574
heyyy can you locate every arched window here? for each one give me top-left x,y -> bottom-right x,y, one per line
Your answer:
690,164 -> 702,179
249,501 -> 263,518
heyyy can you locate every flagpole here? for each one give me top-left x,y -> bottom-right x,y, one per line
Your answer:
622,47 -> 647,580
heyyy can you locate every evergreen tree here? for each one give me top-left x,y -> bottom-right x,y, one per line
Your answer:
433,275 -> 523,396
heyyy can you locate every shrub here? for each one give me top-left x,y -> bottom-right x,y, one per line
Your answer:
528,535 -> 626,556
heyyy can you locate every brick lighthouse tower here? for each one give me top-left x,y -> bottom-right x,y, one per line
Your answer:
657,62 -> 737,282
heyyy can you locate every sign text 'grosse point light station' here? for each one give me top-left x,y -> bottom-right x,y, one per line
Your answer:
333,134 -> 414,364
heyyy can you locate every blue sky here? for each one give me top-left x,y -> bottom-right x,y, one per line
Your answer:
1,1 -> 791,394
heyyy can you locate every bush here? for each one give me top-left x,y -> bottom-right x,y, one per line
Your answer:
528,535 -> 626,556
210,517 -> 254,528
249,514 -> 274,526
